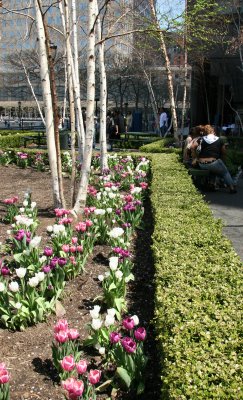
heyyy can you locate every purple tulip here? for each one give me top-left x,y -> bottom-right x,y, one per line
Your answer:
134,327 -> 146,341
122,317 -> 135,330
43,247 -> 53,257
1,267 -> 10,276
42,265 -> 51,274
110,331 -> 121,344
121,337 -> 136,353
58,257 -> 67,267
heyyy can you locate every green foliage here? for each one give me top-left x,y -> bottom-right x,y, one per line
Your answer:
150,153 -> 243,399
0,133 -> 26,148
139,138 -> 182,154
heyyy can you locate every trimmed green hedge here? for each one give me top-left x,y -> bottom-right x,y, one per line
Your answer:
140,138 -> 182,154
0,132 -> 42,148
150,153 -> 243,399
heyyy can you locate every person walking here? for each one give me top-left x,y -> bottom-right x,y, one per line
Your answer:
159,107 -> 168,137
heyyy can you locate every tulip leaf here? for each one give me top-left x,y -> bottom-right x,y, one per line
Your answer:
108,282 -> 117,291
96,379 -> 113,392
116,367 -> 132,389
136,381 -> 145,395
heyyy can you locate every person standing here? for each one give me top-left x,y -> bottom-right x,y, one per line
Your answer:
159,107 -> 168,137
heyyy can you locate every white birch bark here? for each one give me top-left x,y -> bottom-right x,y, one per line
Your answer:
71,0 -> 86,148
62,62 -> 68,122
149,0 -> 178,139
73,0 -> 97,214
96,12 -> 108,171
61,0 -> 85,160
34,0 -> 61,207
20,58 -> 46,126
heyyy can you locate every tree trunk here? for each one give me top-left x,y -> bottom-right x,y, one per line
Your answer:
42,16 -> 66,208
34,0 -> 61,207
73,0 -> 97,214
20,58 -> 46,126
149,0 -> 178,139
59,0 -> 77,206
71,0 -> 86,158
97,12 -> 108,171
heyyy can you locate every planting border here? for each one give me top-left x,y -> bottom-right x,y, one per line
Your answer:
150,153 -> 243,399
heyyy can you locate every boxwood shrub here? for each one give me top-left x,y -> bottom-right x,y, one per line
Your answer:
0,132 -> 41,148
150,153 -> 243,399
140,137 -> 182,154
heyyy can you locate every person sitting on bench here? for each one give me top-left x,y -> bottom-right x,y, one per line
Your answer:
191,124 -> 237,194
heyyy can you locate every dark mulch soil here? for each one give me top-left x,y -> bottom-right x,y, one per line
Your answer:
0,165 -> 160,400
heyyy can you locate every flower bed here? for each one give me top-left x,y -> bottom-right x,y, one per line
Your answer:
0,154 -> 150,399
150,153 -> 243,399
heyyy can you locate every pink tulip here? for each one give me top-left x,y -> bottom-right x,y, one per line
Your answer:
76,360 -> 88,374
76,245 -> 83,253
140,182 -> 148,189
110,331 -> 121,344
54,330 -> 69,343
75,222 -> 86,232
60,355 -> 75,372
0,368 -> 10,384
134,327 -> 146,341
85,219 -> 93,227
88,369 -> 101,385
68,329 -> 80,340
122,317 -> 135,330
69,245 -> 76,253
71,237 -> 78,244
62,378 -> 84,399
54,319 -> 69,333
62,244 -> 70,253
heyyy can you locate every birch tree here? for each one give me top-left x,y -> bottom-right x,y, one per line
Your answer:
149,0 -> 178,139
34,0 -> 61,207
73,0 -> 97,214
96,9 -> 108,171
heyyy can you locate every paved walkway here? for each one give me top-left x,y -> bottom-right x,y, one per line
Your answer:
203,175 -> 243,262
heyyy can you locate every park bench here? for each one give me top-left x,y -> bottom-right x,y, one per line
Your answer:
188,168 -> 211,189
22,132 -> 46,148
109,136 -> 158,151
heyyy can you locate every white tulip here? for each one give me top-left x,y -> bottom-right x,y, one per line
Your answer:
28,276 -> 39,287
29,236 -> 42,248
98,347 -> 106,355
91,318 -> 103,330
9,281 -> 19,292
15,267 -> 27,278
39,255 -> 47,263
107,308 -> 116,317
36,272 -> 45,282
46,225 -> 53,233
90,305 -> 101,319
109,227 -> 124,238
19,207 -> 25,213
23,200 -> 28,207
94,209 -> 106,215
14,302 -> 22,310
0,282 -> 5,292
31,202 -> 37,209
106,208 -> 112,214
105,314 -> 115,327
98,274 -> 104,282
115,270 -> 123,280
131,315 -> 139,326
109,257 -> 119,271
